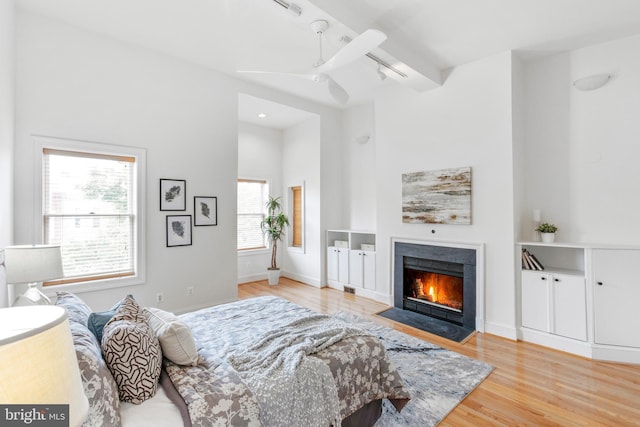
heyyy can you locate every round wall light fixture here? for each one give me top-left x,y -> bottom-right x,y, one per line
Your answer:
573,74 -> 612,91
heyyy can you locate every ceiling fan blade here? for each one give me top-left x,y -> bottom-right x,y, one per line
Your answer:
327,76 -> 349,105
315,29 -> 387,74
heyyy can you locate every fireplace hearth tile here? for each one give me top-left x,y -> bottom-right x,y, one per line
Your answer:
377,307 -> 474,343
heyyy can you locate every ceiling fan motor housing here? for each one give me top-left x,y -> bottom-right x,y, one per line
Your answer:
310,19 -> 329,35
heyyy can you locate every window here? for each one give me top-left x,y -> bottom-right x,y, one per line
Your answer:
237,179 -> 269,250
36,136 -> 145,289
291,185 -> 303,248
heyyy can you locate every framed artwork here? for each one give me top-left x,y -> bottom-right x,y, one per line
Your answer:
402,166 -> 472,225
166,215 -> 192,247
160,179 -> 186,211
194,196 -> 217,226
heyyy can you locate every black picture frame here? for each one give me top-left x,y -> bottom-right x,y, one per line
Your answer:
166,215 -> 192,247
160,179 -> 186,211
194,196 -> 218,226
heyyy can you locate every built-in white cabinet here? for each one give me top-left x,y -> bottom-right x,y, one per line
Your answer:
553,273 -> 587,341
522,270 -> 586,341
592,249 -> 640,348
326,230 -> 376,294
327,246 -> 349,285
349,250 -> 376,290
518,242 -> 640,363
521,270 -> 551,332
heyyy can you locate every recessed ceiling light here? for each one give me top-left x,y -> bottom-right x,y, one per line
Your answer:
257,113 -> 267,118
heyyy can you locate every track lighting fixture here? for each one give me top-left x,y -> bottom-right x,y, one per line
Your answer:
339,35 -> 407,78
271,0 -> 302,16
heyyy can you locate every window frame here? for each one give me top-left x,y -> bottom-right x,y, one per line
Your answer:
288,183 -> 305,253
236,178 -> 270,253
33,134 -> 146,295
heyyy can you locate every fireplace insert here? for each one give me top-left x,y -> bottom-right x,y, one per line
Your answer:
403,257 -> 465,324
394,242 -> 476,331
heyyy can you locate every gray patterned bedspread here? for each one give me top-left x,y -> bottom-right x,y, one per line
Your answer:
164,296 -> 410,427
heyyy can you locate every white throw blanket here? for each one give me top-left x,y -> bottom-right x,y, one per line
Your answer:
228,314 -> 368,427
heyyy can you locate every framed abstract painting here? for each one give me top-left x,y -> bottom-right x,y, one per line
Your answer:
402,166 -> 471,224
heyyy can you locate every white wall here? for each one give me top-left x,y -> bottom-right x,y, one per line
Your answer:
522,53 -> 572,239
343,102 -> 376,231
319,109 -> 345,286
570,35 -> 640,243
0,0 -> 15,307
373,52 -> 518,337
282,117 -> 322,286
14,11 -> 239,311
523,35 -> 640,244
237,121 -> 283,283
12,11 -> 343,311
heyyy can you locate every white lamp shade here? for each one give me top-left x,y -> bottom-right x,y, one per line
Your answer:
0,306 -> 88,426
4,245 -> 64,284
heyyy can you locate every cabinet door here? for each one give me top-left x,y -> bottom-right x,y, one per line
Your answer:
552,274 -> 587,341
593,249 -> 640,347
521,271 -> 551,332
327,247 -> 339,282
349,250 -> 363,288
337,249 -> 349,284
363,251 -> 376,291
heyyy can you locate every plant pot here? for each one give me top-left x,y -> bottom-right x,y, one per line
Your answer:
541,232 -> 555,243
267,269 -> 281,285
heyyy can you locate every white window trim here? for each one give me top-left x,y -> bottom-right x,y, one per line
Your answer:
287,181 -> 305,254
33,134 -> 146,296
237,176 -> 271,252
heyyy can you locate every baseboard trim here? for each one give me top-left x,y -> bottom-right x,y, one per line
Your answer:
282,270 -> 321,288
237,273 -> 266,284
484,321 -> 518,340
326,281 -> 391,305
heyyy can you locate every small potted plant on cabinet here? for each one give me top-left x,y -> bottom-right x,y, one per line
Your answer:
536,222 -> 558,243
261,196 -> 290,285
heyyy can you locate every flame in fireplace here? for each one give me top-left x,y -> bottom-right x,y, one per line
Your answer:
409,271 -> 462,310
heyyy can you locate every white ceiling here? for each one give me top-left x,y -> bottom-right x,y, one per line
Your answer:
238,94 -> 317,130
17,0 -> 640,128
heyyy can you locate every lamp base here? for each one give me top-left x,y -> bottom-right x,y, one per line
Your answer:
13,283 -> 52,306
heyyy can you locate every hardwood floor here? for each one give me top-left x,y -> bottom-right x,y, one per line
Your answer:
239,278 -> 640,426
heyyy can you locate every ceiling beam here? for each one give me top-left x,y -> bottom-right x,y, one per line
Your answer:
308,0 -> 443,90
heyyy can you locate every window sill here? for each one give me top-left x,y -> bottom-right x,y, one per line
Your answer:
42,274 -> 144,298
238,248 -> 270,257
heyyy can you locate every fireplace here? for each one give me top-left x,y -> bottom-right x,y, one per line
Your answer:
394,241 -> 476,331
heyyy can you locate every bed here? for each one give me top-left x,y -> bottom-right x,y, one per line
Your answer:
56,292 -> 410,427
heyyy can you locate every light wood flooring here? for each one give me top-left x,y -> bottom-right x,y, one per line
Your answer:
239,278 -> 640,426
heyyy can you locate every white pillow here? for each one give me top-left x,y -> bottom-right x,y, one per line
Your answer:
145,307 -> 199,366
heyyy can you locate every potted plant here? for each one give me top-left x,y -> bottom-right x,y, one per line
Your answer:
536,222 -> 558,243
261,196 -> 290,285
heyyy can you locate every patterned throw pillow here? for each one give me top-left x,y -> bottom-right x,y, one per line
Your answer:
56,291 -> 93,326
144,307 -> 199,366
55,292 -> 122,427
102,295 -> 162,404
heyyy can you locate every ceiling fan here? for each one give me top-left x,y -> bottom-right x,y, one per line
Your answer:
239,20 -> 387,105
